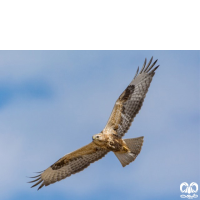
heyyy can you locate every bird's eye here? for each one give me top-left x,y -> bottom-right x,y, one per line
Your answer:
96,136 -> 99,139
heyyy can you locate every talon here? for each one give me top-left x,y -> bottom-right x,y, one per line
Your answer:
123,146 -> 129,152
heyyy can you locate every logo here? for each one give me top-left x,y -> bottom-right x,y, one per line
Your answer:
180,182 -> 198,199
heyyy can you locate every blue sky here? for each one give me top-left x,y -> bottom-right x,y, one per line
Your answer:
0,51 -> 199,200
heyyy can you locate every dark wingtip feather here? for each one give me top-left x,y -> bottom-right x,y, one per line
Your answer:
139,57 -> 159,75
28,174 -> 41,178
146,59 -> 158,73
140,58 -> 147,74
152,65 -> 160,72
31,179 -> 43,188
151,65 -> 159,73
28,171 -> 44,189
134,66 -> 139,79
38,183 -> 45,190
34,170 -> 44,173
144,56 -> 153,72
28,177 -> 41,183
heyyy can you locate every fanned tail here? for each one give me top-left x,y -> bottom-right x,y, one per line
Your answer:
114,136 -> 144,167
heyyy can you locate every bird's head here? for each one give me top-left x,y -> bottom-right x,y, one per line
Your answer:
92,133 -> 105,145
92,133 -> 103,141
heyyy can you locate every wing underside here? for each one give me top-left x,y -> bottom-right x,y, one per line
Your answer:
103,57 -> 159,137
29,142 -> 109,190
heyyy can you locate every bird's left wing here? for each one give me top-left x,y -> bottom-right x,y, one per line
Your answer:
29,142 -> 109,190
103,57 -> 159,138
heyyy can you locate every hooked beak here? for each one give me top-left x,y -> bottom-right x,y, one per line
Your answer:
92,135 -> 95,140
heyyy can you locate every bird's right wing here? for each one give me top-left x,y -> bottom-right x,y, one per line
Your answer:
103,57 -> 159,138
29,142 -> 109,190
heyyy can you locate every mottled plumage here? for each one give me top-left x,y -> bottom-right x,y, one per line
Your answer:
29,57 -> 159,190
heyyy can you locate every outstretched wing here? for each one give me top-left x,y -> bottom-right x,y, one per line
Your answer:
103,57 -> 159,138
29,142 -> 109,190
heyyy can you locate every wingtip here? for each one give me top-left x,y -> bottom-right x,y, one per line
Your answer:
37,183 -> 45,190
155,64 -> 159,68
146,59 -> 159,73
28,177 -> 41,183
33,170 -> 44,173
134,66 -> 140,79
140,58 -> 147,74
31,179 -> 43,188
28,174 -> 41,179
150,56 -> 154,64
152,65 -> 160,72
144,57 -> 154,72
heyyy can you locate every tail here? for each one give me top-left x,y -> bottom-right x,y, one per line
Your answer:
114,136 -> 144,167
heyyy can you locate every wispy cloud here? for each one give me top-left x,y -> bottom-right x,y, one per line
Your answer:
0,80 -> 53,109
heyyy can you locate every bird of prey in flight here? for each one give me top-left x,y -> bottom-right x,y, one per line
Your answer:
29,57 -> 160,190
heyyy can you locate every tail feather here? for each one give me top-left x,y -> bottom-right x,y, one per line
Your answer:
114,136 -> 144,167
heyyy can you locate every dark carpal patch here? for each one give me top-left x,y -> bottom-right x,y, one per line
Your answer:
51,158 -> 70,170
120,85 -> 135,101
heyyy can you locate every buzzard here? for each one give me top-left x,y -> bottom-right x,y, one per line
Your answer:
29,57 -> 159,190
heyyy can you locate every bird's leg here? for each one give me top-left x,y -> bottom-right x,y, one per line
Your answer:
106,138 -> 116,150
109,141 -> 115,149
122,146 -> 129,152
